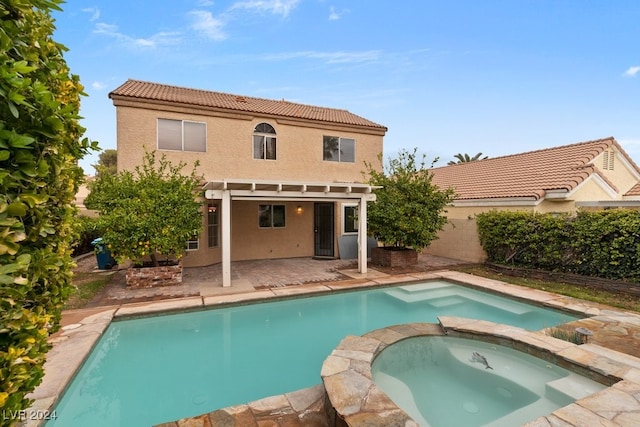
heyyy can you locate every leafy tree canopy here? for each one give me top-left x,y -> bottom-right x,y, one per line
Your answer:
447,152 -> 488,165
92,148 -> 117,177
364,148 -> 455,250
85,151 -> 203,266
1,0 -> 98,414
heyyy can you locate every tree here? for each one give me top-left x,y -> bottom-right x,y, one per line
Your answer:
364,148 -> 456,250
92,148 -> 117,177
447,152 -> 488,165
0,0 -> 97,415
85,151 -> 203,266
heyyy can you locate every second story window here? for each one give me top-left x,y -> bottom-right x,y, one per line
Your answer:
253,123 -> 276,160
323,136 -> 355,163
158,119 -> 206,152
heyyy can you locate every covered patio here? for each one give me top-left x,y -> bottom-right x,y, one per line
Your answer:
203,179 -> 379,287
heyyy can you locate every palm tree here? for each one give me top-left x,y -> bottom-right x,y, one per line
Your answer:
447,152 -> 488,165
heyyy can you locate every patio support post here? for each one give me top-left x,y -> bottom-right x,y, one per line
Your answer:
221,190 -> 231,287
358,195 -> 368,274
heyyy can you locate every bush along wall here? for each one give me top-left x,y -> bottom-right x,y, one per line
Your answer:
0,0 -> 98,417
476,210 -> 640,282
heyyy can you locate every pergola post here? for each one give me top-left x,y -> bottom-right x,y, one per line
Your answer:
221,190 -> 231,287
358,195 -> 368,274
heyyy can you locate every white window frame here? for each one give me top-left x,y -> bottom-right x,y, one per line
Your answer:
185,239 -> 199,251
208,201 -> 219,248
157,118 -> 207,152
253,123 -> 277,160
342,203 -> 358,235
323,135 -> 355,163
259,204 -> 286,228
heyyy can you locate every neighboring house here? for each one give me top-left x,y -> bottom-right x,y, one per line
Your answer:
109,79 -> 387,286
425,137 -> 640,262
74,176 -> 98,217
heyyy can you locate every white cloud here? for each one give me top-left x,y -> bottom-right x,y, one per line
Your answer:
262,50 -> 382,64
230,0 -> 300,18
329,6 -> 349,21
189,10 -> 227,41
623,66 -> 640,77
93,23 -> 182,49
82,7 -> 100,22
91,81 -> 107,91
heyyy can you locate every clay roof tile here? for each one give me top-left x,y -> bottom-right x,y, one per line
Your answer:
430,137 -> 630,201
109,79 -> 387,131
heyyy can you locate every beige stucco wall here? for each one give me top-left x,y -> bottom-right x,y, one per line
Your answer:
114,104 -> 383,183
443,204 -> 536,220
423,218 -> 487,263
595,149 -> 640,195
181,200 -> 354,267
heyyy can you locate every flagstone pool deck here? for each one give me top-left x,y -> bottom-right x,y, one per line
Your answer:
27,260 -> 640,427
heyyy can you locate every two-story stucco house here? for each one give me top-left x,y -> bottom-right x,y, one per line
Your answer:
108,79 -> 387,286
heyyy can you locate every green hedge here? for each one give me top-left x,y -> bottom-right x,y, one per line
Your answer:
476,210 -> 640,282
0,0 -> 97,418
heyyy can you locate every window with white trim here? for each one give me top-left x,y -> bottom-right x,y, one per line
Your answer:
253,123 -> 277,160
323,136 -> 355,162
259,204 -> 285,228
185,238 -> 199,251
207,201 -> 219,248
158,119 -> 206,152
342,204 -> 358,234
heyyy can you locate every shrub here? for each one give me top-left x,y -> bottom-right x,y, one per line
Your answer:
0,0 -> 97,416
85,150 -> 203,266
476,209 -> 640,282
364,148 -> 455,250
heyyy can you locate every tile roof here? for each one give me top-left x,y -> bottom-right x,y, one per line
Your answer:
109,79 -> 387,131
625,183 -> 640,197
430,137 -> 640,201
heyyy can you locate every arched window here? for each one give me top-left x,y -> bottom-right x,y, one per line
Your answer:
253,123 -> 276,160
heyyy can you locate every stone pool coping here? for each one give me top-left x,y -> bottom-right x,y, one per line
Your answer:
322,318 -> 640,426
24,270 -> 640,426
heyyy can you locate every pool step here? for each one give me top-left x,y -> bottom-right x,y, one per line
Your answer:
384,287 -> 465,307
384,284 -> 533,315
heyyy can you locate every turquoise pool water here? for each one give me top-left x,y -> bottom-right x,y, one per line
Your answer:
372,336 -> 606,427
48,281 -> 579,426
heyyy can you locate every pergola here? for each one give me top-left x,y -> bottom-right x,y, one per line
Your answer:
203,179 -> 378,287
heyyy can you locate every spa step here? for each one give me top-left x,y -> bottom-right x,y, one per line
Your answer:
484,397 -> 562,427
545,375 -> 607,401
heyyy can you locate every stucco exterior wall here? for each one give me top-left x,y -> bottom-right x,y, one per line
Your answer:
423,218 -> 487,263
595,149 -> 640,195
181,200 -> 354,267
443,204 -> 536,220
114,104 -> 383,182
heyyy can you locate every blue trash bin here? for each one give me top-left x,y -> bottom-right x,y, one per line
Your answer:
91,238 -> 116,270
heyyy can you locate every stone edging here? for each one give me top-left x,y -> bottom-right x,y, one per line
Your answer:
321,317 -> 640,426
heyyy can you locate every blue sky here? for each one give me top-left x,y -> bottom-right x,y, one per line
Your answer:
52,0 -> 640,174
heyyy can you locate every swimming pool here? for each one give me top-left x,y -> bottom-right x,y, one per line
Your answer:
48,281 -> 579,426
372,336 -> 606,426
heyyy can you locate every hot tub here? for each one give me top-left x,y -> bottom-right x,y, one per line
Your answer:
371,336 -> 607,427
